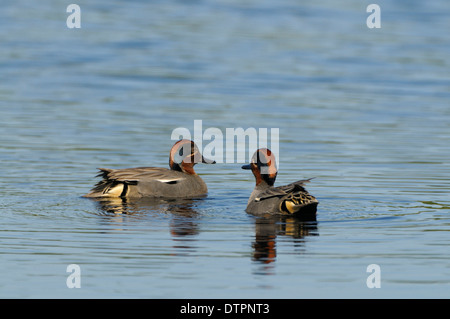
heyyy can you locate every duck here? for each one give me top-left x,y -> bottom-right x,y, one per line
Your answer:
242,148 -> 318,217
84,139 -> 215,199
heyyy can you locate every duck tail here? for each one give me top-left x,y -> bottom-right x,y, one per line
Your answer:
83,168 -> 126,198
279,193 -> 319,215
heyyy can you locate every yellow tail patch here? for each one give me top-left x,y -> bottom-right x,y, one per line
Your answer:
280,193 -> 317,214
104,184 -> 124,197
284,200 -> 297,214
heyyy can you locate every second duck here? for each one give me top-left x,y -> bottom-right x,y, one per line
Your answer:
242,148 -> 318,218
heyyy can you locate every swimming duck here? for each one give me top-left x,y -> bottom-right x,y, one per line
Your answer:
242,148 -> 318,217
84,139 -> 215,198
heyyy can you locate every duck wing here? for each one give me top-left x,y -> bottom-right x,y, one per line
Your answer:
85,167 -> 185,197
255,178 -> 313,201
97,167 -> 186,183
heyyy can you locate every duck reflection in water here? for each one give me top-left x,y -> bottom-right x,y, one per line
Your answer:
252,214 -> 318,268
89,196 -> 202,238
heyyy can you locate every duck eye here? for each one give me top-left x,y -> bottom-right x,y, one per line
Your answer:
174,145 -> 189,163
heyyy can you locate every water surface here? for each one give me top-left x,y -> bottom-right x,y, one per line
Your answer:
1,0 -> 449,298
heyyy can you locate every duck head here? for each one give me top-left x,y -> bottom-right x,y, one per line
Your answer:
242,148 -> 277,186
169,139 -> 215,174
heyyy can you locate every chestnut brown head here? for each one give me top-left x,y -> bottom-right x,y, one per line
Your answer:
242,148 -> 277,186
169,139 -> 215,174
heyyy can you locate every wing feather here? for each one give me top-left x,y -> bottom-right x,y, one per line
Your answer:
255,178 -> 314,201
85,167 -> 186,197
98,167 -> 186,183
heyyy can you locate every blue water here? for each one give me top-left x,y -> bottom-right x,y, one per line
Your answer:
1,0 -> 449,298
